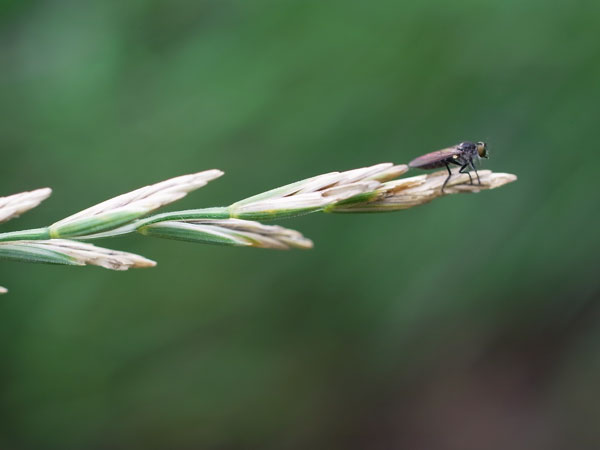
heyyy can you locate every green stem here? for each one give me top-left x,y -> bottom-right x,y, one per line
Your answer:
136,207 -> 231,225
0,228 -> 51,242
76,207 -> 232,240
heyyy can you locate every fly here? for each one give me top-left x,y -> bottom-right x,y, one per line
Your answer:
408,141 -> 489,193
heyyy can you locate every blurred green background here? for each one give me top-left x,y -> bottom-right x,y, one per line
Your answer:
1,0 -> 599,448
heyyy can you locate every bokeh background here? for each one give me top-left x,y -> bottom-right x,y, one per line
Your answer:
1,0 -> 599,449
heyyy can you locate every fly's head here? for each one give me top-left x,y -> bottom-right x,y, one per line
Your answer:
476,141 -> 488,159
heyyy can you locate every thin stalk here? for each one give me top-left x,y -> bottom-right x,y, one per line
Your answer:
0,227 -> 51,242
0,162 -> 517,294
77,207 -> 231,240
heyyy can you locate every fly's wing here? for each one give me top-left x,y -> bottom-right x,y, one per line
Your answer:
408,147 -> 462,169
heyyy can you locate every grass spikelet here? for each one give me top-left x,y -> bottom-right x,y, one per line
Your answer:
0,188 -> 52,224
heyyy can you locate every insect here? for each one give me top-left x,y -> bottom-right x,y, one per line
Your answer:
408,141 -> 489,193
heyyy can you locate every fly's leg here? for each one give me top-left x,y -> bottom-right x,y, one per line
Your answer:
469,160 -> 481,185
458,164 -> 473,184
441,162 -> 453,193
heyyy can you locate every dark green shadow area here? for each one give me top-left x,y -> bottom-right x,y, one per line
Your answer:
1,1 -> 599,449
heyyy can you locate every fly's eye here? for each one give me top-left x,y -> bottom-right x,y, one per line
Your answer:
476,141 -> 488,158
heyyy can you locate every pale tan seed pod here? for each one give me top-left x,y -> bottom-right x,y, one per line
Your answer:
329,170 -> 518,212
49,170 -> 223,238
140,218 -> 313,250
0,188 -> 52,223
0,240 -> 156,271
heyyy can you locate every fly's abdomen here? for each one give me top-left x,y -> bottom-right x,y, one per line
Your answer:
408,148 -> 461,170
